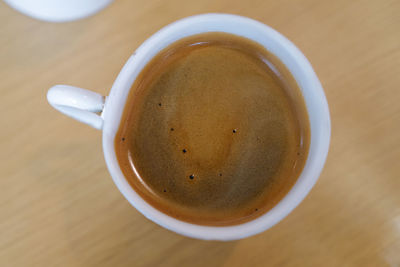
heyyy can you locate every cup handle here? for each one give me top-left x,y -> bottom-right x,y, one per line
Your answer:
47,85 -> 105,130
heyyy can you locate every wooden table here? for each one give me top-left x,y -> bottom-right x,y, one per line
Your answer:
1,0 -> 399,266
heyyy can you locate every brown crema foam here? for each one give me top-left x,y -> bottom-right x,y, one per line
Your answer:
115,32 -> 310,226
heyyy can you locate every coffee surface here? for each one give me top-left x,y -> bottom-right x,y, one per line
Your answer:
115,32 -> 310,226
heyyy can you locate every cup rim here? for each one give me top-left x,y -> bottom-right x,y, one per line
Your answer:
102,13 -> 331,240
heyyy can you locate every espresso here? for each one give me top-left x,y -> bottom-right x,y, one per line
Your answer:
115,32 -> 310,226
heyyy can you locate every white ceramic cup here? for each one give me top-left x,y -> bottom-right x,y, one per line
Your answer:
47,13 -> 331,241
4,0 -> 113,22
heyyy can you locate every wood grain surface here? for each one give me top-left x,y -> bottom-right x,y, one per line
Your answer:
1,0 -> 399,266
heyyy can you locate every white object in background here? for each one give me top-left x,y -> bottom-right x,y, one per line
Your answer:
47,14 -> 331,241
4,0 -> 113,22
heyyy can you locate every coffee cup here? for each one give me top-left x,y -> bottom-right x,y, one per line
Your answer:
47,13 -> 330,240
